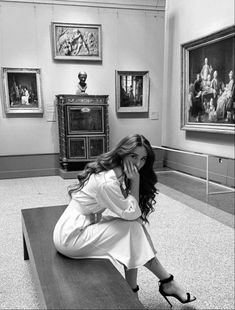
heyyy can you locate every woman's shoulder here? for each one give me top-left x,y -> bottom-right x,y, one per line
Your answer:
95,169 -> 118,186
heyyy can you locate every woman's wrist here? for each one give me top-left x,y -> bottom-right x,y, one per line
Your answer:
130,180 -> 139,202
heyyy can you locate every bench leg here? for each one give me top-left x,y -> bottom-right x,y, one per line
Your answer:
23,233 -> 29,260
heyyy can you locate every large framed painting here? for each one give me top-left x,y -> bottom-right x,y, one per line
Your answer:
181,25 -> 235,134
115,70 -> 149,113
1,67 -> 43,115
51,22 -> 102,61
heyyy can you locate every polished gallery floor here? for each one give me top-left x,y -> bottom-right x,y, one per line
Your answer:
0,170 -> 234,309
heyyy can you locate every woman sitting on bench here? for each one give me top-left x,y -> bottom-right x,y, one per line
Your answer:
53,134 -> 196,307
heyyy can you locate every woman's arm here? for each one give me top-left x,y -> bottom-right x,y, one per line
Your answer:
97,181 -> 141,220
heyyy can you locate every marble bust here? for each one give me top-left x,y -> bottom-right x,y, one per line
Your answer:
76,71 -> 88,95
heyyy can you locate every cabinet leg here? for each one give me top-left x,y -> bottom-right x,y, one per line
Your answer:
62,162 -> 68,171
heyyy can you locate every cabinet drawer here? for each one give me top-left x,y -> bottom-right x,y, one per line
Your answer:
88,137 -> 105,158
68,138 -> 86,159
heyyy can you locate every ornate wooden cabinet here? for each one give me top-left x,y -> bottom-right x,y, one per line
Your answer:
57,95 -> 109,171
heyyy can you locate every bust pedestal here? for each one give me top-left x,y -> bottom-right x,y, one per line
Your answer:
56,94 -> 109,177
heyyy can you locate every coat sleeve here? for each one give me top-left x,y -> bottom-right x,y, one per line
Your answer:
97,180 -> 141,220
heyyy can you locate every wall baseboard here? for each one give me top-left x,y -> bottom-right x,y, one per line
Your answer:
1,151 -> 234,189
0,154 -> 60,179
153,148 -> 235,188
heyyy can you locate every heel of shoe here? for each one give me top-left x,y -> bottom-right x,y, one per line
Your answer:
160,292 -> 172,307
159,274 -> 196,306
159,274 -> 174,307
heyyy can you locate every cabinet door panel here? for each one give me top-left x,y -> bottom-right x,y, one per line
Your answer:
68,138 -> 86,159
67,106 -> 104,134
88,137 -> 105,158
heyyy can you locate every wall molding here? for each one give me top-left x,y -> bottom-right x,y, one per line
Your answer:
0,0 -> 166,11
153,148 -> 235,188
0,150 -> 234,188
0,153 -> 60,179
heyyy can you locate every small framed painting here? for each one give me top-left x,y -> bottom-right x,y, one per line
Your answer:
1,67 -> 43,115
115,70 -> 149,113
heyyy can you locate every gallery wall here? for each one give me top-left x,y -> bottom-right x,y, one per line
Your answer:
0,0 -> 165,156
162,0 -> 234,158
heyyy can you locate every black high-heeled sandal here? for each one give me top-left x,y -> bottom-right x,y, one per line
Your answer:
159,274 -> 196,307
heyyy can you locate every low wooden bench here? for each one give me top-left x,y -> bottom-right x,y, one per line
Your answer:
22,205 -> 145,309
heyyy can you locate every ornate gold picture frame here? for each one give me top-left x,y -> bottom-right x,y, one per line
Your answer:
181,25 -> 235,134
1,67 -> 43,115
52,22 -> 102,62
115,71 -> 149,113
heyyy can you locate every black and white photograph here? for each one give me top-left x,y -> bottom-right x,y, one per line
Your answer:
0,1 -> 234,310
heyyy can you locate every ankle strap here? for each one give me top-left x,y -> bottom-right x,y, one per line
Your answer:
159,274 -> 174,285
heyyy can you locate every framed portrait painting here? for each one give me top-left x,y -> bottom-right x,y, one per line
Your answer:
51,22 -> 102,61
115,71 -> 149,113
181,25 -> 235,134
1,68 -> 43,115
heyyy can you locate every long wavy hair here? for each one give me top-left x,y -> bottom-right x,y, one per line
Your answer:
68,134 -> 158,222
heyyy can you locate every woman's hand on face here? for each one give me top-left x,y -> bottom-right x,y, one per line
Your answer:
123,159 -> 139,181
123,158 -> 140,202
